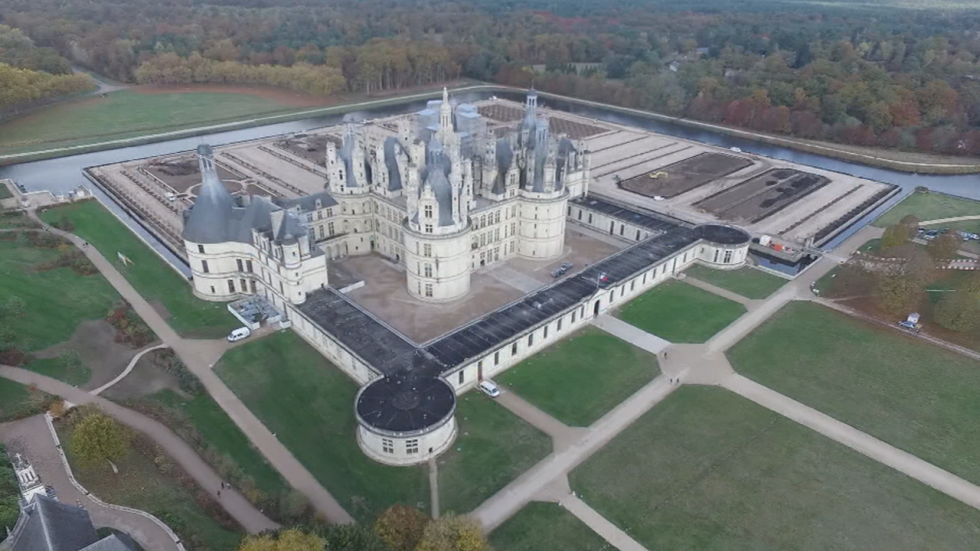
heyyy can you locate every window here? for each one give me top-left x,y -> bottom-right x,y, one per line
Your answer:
543,325 -> 549,339
240,278 -> 247,292
511,342 -> 518,356
511,222 -> 516,236
424,283 -> 433,297
328,222 -> 335,236
588,213 -> 593,224
724,249 -> 733,263
480,233 -> 486,247
631,280 -> 636,292
247,260 -> 253,273
458,370 -> 465,385
713,249 -> 720,263
210,286 -> 215,294
279,281 -> 284,294
577,210 -> 582,221
327,208 -> 333,217
494,351 -> 500,365
318,210 -> 323,220
228,280 -> 235,293
406,439 -> 419,454
571,311 -> 577,323
424,243 -> 432,257
197,244 -> 205,254
424,204 -> 433,218
307,213 -> 313,222
425,224 -> 433,234
424,264 -> 433,278
527,333 -> 534,347
494,228 -> 500,241
481,214 -> 487,227
495,211 -> 501,223
619,223 -> 625,236
382,438 -> 394,454
237,259 -> 244,272
201,260 -> 209,274
636,230 -> 641,240
318,225 -> 325,239
557,318 -> 563,331
510,241 -> 515,253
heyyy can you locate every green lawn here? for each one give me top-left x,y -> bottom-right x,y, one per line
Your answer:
616,280 -> 747,343
874,191 -> 980,227
215,331 -> 429,522
0,235 -> 120,351
498,328 -> 658,426
58,420 -> 243,551
489,502 -> 611,551
141,389 -> 289,498
728,301 -> 980,486
0,90 -> 300,154
570,386 -> 980,551
0,379 -> 51,422
39,201 -> 237,338
437,394 -> 551,514
23,357 -> 91,387
684,264 -> 787,300
0,183 -> 11,200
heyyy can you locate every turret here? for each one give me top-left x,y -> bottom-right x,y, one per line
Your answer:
439,87 -> 453,133
406,165 -> 420,222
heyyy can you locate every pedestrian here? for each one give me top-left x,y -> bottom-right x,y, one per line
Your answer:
217,489 -> 222,497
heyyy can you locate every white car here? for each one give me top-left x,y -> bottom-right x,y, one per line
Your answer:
227,327 -> 251,342
478,380 -> 501,398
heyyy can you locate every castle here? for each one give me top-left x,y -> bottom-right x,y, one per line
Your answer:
180,90 -> 751,466
182,90 -> 591,307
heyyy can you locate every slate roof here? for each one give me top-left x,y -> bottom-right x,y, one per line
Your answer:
181,145 -> 236,244
4,495 -> 98,551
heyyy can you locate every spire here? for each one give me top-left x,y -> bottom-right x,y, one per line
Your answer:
439,87 -> 452,132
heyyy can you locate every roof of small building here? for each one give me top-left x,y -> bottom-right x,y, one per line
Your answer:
355,374 -> 456,434
5,495 -> 99,551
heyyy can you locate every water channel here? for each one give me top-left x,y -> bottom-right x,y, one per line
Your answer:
1,89 -> 978,269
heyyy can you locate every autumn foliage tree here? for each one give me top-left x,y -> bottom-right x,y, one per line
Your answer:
872,245 -> 934,315
70,411 -> 131,469
415,515 -> 490,551
238,529 -> 324,551
373,504 -> 430,551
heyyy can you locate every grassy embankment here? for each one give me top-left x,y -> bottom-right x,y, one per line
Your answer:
39,201 -> 237,338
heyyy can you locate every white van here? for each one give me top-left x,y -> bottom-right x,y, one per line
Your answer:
478,380 -> 500,398
227,327 -> 251,342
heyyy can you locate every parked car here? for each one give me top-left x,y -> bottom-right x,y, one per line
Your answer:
922,230 -> 939,240
550,262 -> 574,278
227,327 -> 252,342
957,231 -> 979,241
16,184 -> 27,194
479,380 -> 501,398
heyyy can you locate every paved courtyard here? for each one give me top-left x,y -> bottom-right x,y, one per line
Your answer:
338,225 -> 623,343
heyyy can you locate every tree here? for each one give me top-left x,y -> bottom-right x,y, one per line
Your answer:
415,515 -> 490,551
926,233 -> 960,260
879,224 -> 910,250
933,291 -> 980,333
872,245 -> 933,315
311,523 -> 390,551
239,529 -> 324,551
70,411 -> 130,469
373,504 -> 429,551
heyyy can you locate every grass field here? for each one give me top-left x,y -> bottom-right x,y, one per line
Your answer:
58,420 -> 243,551
498,328 -> 659,426
0,379 -> 51,422
0,90 -> 301,155
489,502 -> 611,551
23,357 -> 91,387
140,389 -> 289,498
570,386 -> 980,551
728,301 -> 980,486
874,191 -> 980,227
437,394 -> 551,514
0,235 -> 120,352
215,331 -> 429,522
616,280 -> 747,343
0,184 -> 11,200
39,201 -> 237,338
683,265 -> 787,300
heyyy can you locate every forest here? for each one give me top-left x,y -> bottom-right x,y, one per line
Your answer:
2,0 -> 980,155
